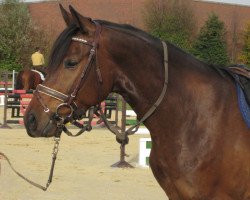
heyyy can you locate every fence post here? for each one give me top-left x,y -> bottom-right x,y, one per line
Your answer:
111,97 -> 133,168
12,70 -> 15,91
0,72 -> 11,129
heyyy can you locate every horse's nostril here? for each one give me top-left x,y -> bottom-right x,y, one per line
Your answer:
28,113 -> 37,131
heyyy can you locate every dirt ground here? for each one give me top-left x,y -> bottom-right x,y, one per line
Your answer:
0,127 -> 167,200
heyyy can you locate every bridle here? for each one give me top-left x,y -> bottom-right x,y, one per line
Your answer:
3,21 -> 169,191
2,24 -> 104,190
34,20 -> 103,137
34,20 -> 169,143
0,21 -> 105,193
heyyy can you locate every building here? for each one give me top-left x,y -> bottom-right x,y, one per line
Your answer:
28,0 -> 250,61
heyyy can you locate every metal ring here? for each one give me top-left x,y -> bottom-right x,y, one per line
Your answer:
56,103 -> 73,119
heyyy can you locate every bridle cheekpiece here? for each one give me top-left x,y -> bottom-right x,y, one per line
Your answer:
34,21 -> 103,137
33,20 -> 169,144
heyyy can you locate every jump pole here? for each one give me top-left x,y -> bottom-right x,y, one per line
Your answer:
0,72 -> 11,129
111,97 -> 133,168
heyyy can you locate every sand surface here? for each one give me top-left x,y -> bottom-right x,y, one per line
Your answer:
0,128 -> 167,200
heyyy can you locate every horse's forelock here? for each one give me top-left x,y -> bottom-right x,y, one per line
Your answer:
47,19 -> 160,73
47,24 -> 79,71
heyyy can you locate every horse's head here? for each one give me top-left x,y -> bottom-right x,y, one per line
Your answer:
24,5 -> 114,137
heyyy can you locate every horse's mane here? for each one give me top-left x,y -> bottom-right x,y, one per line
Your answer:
47,20 -> 163,71
96,20 -> 160,46
48,19 -> 225,78
99,20 -> 228,77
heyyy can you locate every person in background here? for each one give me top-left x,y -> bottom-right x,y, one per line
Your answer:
31,47 -> 45,72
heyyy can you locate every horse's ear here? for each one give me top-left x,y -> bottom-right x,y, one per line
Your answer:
69,5 -> 94,34
59,4 -> 73,26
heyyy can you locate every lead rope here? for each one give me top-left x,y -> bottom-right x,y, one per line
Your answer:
0,137 -> 60,191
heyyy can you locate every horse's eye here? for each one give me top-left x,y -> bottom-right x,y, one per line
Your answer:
64,60 -> 79,68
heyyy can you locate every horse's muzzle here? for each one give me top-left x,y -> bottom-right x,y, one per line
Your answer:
24,112 -> 60,137
25,113 -> 38,137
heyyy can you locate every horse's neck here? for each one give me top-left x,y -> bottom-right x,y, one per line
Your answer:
112,41 -> 219,121
112,40 -> 165,119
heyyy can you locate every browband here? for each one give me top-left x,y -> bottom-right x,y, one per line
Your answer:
36,84 -> 68,102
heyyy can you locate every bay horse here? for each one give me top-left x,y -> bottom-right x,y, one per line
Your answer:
24,5 -> 250,199
16,68 -> 44,90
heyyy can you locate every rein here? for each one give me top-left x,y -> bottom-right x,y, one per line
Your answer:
0,137 -> 60,191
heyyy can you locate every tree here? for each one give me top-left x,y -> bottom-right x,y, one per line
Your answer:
0,0 -> 51,71
239,21 -> 250,67
229,9 -> 240,63
191,13 -> 229,66
143,0 -> 196,51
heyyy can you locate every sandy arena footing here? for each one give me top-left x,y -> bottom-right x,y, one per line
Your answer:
0,128 -> 167,200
